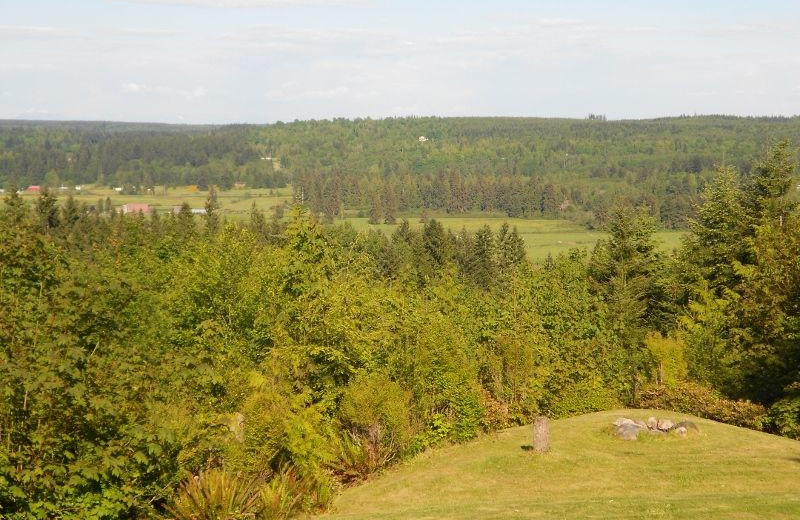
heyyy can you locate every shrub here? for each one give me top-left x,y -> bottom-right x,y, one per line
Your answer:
637,381 -> 766,429
166,469 -> 263,520
166,467 -> 333,520
259,466 -> 334,520
545,379 -> 620,419
766,385 -> 800,439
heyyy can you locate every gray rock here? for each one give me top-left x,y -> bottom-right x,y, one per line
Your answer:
673,426 -> 688,437
648,429 -> 667,436
633,420 -> 648,429
613,417 -> 635,427
616,423 -> 645,440
646,416 -> 658,430
657,419 -> 674,431
670,421 -> 700,432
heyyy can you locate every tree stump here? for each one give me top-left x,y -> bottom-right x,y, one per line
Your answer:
533,416 -> 550,453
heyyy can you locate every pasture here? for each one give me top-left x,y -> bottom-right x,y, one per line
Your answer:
343,216 -> 684,261
4,186 -> 685,260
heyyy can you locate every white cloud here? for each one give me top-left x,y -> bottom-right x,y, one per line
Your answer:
0,24 -> 81,39
121,83 -> 207,100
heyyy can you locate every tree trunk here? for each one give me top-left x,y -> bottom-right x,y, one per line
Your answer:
533,416 -> 550,453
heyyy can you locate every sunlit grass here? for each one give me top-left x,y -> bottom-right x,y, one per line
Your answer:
342,216 -> 684,261
319,410 -> 800,519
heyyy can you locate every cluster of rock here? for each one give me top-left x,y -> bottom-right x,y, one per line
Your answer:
613,416 -> 699,440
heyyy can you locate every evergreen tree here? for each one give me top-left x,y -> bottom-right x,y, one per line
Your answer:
1,183 -> 28,226
589,202 -> 662,396
466,225 -> 496,289
383,184 -> 398,224
368,191 -> 383,225
61,195 -> 80,228
34,188 -> 60,235
497,223 -> 526,270
423,219 -> 449,267
204,186 -> 220,234
249,201 -> 268,237
743,140 -> 797,225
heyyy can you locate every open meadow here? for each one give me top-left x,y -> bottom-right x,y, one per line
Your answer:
3,187 -> 684,261
4,184 -> 293,217
321,410 -> 800,519
343,216 -> 684,261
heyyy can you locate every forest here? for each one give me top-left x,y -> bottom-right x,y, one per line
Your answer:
3,115 -> 800,229
1,127 -> 799,517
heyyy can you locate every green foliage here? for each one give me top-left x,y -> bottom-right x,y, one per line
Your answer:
637,382 -> 766,429
767,385 -> 800,439
336,374 -> 414,479
166,467 -> 331,520
167,469 -> 263,520
545,379 -> 620,419
2,140 -> 799,516
644,332 -> 688,385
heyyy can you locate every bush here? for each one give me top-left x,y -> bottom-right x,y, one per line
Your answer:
166,467 -> 333,520
545,379 -> 620,419
767,385 -> 800,439
166,469 -> 263,520
637,381 -> 766,429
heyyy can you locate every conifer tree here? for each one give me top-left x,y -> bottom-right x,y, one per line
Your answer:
1,183 -> 28,226
35,188 -> 60,235
497,223 -> 526,270
368,191 -> 383,225
466,225 -> 496,289
204,186 -> 220,234
423,219 -> 449,266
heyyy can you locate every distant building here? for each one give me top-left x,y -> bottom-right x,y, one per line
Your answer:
114,187 -> 123,192
121,203 -> 150,214
418,136 -> 429,142
234,182 -> 247,189
172,206 -> 207,215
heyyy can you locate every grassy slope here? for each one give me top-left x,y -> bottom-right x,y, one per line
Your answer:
320,410 -> 800,519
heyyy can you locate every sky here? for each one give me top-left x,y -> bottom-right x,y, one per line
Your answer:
1,0 -> 800,123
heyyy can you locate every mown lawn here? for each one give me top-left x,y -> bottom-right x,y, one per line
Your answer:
319,410 -> 800,519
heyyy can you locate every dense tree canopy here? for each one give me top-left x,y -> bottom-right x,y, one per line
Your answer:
0,127 -> 799,518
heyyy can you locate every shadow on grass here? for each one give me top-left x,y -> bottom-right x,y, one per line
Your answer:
521,445 -> 534,451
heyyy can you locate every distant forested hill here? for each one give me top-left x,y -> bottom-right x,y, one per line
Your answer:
2,116 -> 799,228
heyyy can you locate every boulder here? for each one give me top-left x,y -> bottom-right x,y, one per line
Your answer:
646,416 -> 658,430
673,426 -> 688,437
633,420 -> 648,429
670,421 -> 700,432
647,429 -> 667,436
656,419 -> 674,431
613,417 -> 635,427
616,423 -> 645,440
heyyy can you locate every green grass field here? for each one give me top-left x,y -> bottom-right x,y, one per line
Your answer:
4,185 -> 294,219
4,186 -> 685,261
320,410 -> 800,519
343,216 -> 684,261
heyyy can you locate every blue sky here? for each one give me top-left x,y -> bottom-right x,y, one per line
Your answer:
1,0 -> 799,123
